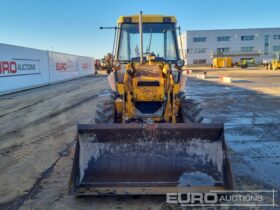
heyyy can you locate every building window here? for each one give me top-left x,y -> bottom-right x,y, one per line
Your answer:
273,35 -> 280,40
273,46 -> 280,51
187,48 -> 207,53
217,47 -> 230,56
241,35 -> 255,41
193,59 -> 207,64
241,47 -> 255,52
193,37 -> 207,42
264,35 -> 269,55
217,47 -> 230,53
194,48 -> 206,53
265,35 -> 269,41
217,36 -> 230,41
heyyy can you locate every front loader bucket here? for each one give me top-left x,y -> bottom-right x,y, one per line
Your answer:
69,123 -> 233,195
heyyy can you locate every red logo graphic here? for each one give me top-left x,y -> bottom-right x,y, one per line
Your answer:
0,61 -> 17,74
56,63 -> 67,71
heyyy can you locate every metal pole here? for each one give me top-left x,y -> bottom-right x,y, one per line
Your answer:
178,27 -> 185,60
139,11 -> 143,64
112,27 -> 117,63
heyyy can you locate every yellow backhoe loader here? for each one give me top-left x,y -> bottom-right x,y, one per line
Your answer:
69,12 -> 233,195
269,53 -> 280,70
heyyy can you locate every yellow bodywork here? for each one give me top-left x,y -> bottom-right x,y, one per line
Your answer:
114,14 -> 181,123
271,59 -> 280,70
118,15 -> 176,24
212,57 -> 233,68
133,78 -> 165,101
116,61 -> 180,123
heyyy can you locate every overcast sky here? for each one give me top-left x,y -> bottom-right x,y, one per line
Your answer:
1,0 -> 279,58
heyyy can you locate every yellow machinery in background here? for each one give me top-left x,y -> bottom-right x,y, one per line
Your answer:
212,57 -> 233,68
237,58 -> 256,69
69,12 -> 233,196
270,53 -> 280,70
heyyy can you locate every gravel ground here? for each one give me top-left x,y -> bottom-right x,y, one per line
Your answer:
0,67 -> 279,210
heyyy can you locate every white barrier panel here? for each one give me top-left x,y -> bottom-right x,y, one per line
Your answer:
0,44 -> 95,95
220,76 -> 233,83
78,56 -> 95,76
48,52 -> 80,83
0,43 -> 49,95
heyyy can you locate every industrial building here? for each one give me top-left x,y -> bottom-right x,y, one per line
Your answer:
180,27 -> 280,65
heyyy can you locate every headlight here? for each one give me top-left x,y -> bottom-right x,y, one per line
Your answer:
113,60 -> 120,67
176,59 -> 185,67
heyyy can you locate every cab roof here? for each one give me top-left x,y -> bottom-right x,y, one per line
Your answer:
117,15 -> 177,24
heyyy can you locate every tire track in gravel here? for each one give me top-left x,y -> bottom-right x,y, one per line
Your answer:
0,76 -> 104,118
0,138 -> 76,210
0,121 -> 77,172
0,93 -> 102,207
0,77 -> 108,150
0,76 -> 107,206
0,91 -> 102,173
0,93 -> 98,144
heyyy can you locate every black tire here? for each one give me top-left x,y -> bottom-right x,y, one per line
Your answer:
106,68 -> 112,75
241,63 -> 248,69
178,92 -> 203,123
93,90 -> 116,123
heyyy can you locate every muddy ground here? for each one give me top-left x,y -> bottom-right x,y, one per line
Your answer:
0,67 -> 279,210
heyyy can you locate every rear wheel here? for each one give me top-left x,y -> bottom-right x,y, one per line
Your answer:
93,90 -> 116,123
178,92 -> 203,123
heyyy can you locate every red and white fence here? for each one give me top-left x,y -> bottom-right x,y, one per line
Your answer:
0,43 -> 95,95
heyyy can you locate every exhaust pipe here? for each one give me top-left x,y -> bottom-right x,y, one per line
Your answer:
139,11 -> 143,64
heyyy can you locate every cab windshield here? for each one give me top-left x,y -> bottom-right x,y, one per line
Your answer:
117,23 -> 179,62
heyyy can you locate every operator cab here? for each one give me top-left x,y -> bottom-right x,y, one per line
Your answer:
116,15 -> 180,64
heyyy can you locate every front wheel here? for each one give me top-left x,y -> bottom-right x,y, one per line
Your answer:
178,92 -> 203,123
94,91 -> 116,123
